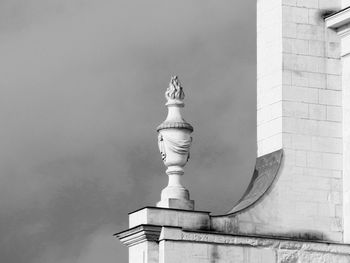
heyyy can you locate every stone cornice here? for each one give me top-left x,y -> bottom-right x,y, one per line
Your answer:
114,224 -> 162,247
326,7 -> 350,36
128,206 -> 210,215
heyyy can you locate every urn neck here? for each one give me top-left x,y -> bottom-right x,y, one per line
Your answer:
165,105 -> 185,123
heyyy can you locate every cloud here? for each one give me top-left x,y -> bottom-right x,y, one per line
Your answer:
33,224 -> 124,263
0,0 -> 256,262
76,225 -> 125,263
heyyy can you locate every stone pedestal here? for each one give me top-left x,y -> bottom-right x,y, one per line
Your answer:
157,199 -> 194,211
116,207 -> 210,263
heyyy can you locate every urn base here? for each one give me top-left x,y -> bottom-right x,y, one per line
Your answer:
157,198 -> 194,210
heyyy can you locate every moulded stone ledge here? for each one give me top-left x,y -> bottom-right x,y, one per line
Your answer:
160,226 -> 350,256
128,207 -> 211,230
115,224 -> 162,247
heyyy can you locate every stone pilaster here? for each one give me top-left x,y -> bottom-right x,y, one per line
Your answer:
115,207 -> 211,263
326,3 -> 350,243
241,0 -> 344,242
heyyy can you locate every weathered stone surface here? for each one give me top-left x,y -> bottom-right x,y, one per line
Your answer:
277,250 -> 298,263
157,227 -> 350,263
117,1 -> 350,262
213,0 -> 344,243
227,149 -> 283,214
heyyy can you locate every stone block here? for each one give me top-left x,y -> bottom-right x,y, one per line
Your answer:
336,204 -> 343,217
307,151 -> 342,170
327,28 -> 341,43
283,0 -> 297,6
129,207 -> 211,230
283,86 -> 318,103
277,250 -> 298,263
326,106 -> 342,121
328,191 -> 342,205
257,86 -> 282,109
303,167 -> 342,178
283,101 -> 309,118
258,73 -> 282,91
260,133 -> 283,155
295,201 -> 318,215
297,24 -> 324,41
283,6 -> 309,23
257,117 -> 282,141
284,38 -> 309,55
283,22 -> 297,38
309,104 -> 326,120
317,121 -> 342,137
291,70 -> 309,86
283,53 -> 299,70
327,74 -> 341,90
157,199 -> 194,211
343,0 -> 350,8
308,72 -> 326,89
318,203 -> 336,217
296,150 -> 307,166
327,42 -> 341,58
283,117 -> 319,135
283,70 -> 292,85
309,40 -> 325,57
309,9 -> 322,25
319,89 -> 342,106
311,136 -> 342,153
308,56 -> 326,73
342,33 -> 350,56
291,134 -> 312,150
319,0 -> 341,10
296,0 -> 318,8
326,58 -> 342,75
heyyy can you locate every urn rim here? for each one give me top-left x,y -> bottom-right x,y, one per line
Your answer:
157,121 -> 194,132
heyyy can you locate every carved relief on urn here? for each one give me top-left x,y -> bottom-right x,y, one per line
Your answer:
156,76 -> 194,210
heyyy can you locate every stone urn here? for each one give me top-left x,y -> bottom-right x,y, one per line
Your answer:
156,76 -> 194,210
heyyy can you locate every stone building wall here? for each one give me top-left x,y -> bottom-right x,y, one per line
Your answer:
116,1 -> 350,262
117,208 -> 350,263
240,0 -> 344,242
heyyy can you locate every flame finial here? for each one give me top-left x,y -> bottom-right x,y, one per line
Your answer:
165,76 -> 185,106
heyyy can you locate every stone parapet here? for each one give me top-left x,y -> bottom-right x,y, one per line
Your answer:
159,226 -> 350,263
116,222 -> 350,263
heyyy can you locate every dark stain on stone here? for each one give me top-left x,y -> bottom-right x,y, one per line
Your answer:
210,245 -> 220,263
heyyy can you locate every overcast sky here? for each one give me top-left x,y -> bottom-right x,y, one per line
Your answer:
0,1 -> 256,262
